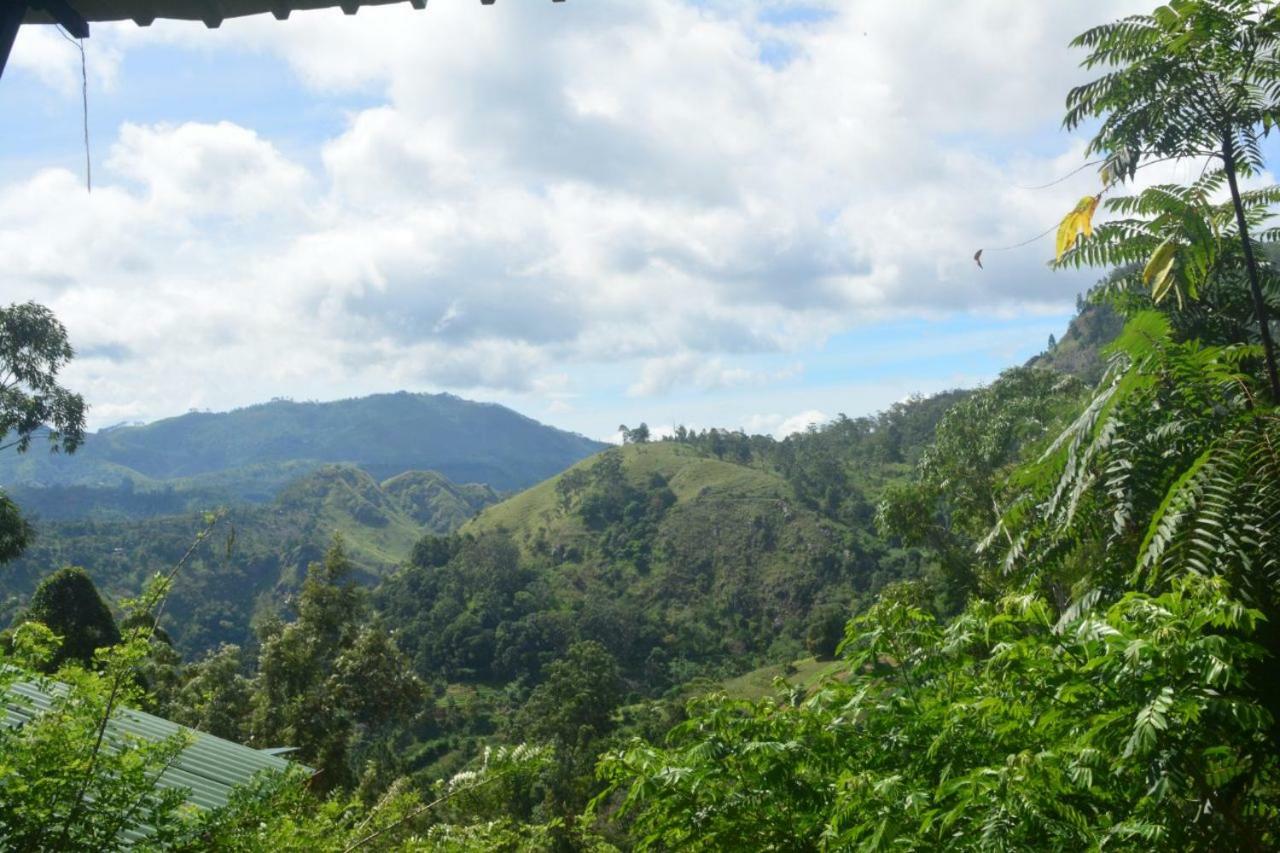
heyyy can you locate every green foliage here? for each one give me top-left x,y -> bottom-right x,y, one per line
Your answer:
1056,173 -> 1280,341
249,539 -> 425,791
462,442 -> 922,686
0,580 -> 195,850
595,10 -> 1280,845
1065,0 -> 1280,179
2,465 -> 495,656
14,10 -> 1280,843
989,313 -> 1266,596
0,301 -> 87,457
878,367 -> 1087,605
0,489 -> 32,564
1063,0 -> 1280,397
381,471 -> 498,532
0,301 -> 88,565
803,605 -> 846,661
600,576 -> 1279,851
513,641 -> 623,813
166,643 -> 254,741
618,423 -> 651,444
379,530 -> 543,683
177,743 -> 592,852
19,566 -> 121,670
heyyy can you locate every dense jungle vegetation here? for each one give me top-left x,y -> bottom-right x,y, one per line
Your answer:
4,1 -> 1280,849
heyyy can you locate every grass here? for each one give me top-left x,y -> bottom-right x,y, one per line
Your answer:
465,442 -> 793,548
719,657 -> 848,700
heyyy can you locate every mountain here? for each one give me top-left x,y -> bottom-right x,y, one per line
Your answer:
377,441 -> 917,694
381,470 -> 498,531
0,465 -> 499,655
1027,301 -> 1124,384
0,392 -> 605,519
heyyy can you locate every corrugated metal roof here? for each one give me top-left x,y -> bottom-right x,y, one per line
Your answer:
3,675 -> 307,820
23,0 -> 563,29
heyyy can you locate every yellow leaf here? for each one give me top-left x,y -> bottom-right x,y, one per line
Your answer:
1056,195 -> 1100,260
1150,269 -> 1178,304
1144,238 -> 1179,304
1142,238 -> 1177,286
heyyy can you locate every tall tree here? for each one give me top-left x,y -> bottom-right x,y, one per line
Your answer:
1063,0 -> 1280,399
0,489 -> 31,563
20,566 -> 121,670
514,640 -> 622,814
251,539 -> 424,791
0,302 -> 88,564
0,301 -> 87,455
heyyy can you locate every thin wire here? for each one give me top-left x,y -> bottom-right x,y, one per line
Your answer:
1013,159 -> 1102,190
57,26 -> 91,192
978,153 -> 1206,265
984,221 -> 1059,254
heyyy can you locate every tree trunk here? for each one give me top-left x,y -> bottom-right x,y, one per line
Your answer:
1222,133 -> 1280,402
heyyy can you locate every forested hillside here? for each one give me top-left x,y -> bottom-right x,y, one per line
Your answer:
1027,300 -> 1125,383
0,391 -> 605,519
0,305 -> 1108,843
1,465 -> 497,654
388,442 -> 893,690
4,2 -> 1280,850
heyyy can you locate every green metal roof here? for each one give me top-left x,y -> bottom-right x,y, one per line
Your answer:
4,675 -> 308,829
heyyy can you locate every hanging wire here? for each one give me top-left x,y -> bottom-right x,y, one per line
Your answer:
977,153 -> 1189,264
1012,159 -> 1102,190
57,26 -> 91,192
983,221 -> 1060,254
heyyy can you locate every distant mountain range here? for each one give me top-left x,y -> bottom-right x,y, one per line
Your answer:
0,392 -> 606,520
0,306 -> 1121,657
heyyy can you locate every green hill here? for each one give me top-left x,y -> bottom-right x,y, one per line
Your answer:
382,470 -> 497,531
379,442 -> 912,692
1027,301 -> 1124,384
0,391 -> 605,520
1,465 -> 498,655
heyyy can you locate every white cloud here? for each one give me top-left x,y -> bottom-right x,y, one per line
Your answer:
628,353 -> 801,397
744,409 -> 829,439
776,409 -> 828,437
2,1 -> 1155,431
107,122 -> 312,220
8,25 -> 122,95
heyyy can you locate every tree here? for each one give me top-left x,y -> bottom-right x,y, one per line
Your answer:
0,303 -> 88,564
876,367 -> 1085,606
250,539 -> 424,791
514,640 -> 622,813
0,301 -> 87,455
804,604 -> 846,660
600,577 -> 1280,850
599,9 -> 1280,849
20,566 -> 121,671
1063,0 -> 1280,399
618,423 -> 651,444
517,640 -> 621,748
0,619 -> 194,850
166,643 -> 254,742
0,489 -> 32,563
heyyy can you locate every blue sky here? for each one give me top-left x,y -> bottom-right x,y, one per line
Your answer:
0,0 -> 1144,441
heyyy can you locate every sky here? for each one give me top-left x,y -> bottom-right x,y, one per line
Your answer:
0,0 -> 1158,443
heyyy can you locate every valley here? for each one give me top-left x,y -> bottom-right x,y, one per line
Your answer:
5,1 -> 1280,847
